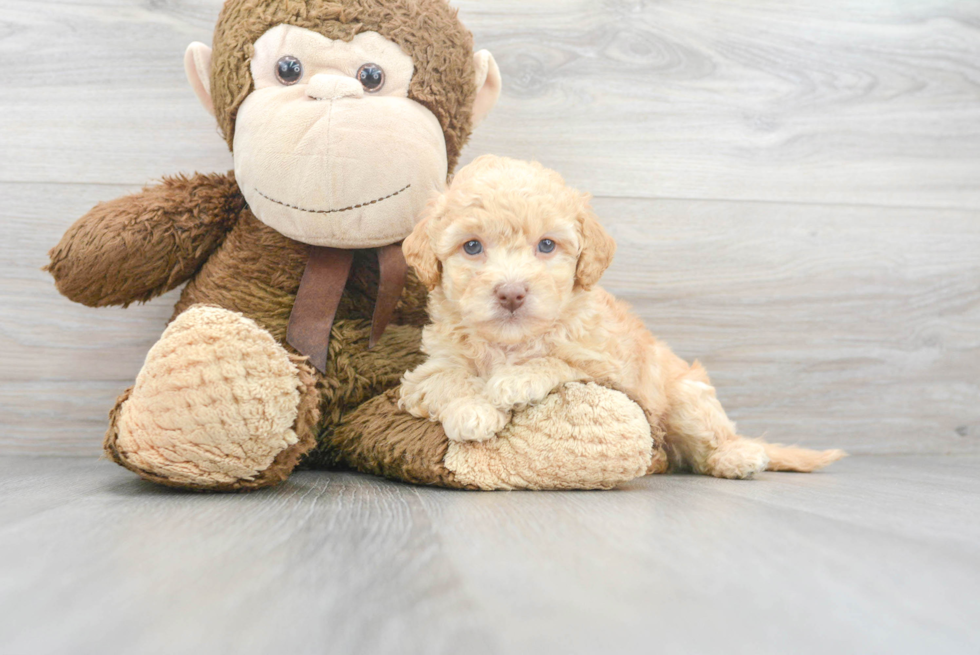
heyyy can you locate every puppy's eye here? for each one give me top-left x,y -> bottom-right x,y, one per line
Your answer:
275,56 -> 303,85
537,239 -> 557,254
463,240 -> 483,256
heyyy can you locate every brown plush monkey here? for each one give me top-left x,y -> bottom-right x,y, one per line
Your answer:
47,0 -> 667,491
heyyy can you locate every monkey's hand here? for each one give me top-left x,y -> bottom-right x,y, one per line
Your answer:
46,171 -> 244,307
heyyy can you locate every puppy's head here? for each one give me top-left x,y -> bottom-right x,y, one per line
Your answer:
403,155 -> 615,344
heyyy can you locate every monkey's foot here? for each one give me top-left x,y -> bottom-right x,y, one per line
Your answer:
104,305 -> 319,491
445,382 -> 656,490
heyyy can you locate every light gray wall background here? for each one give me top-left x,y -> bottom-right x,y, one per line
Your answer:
1,0 -> 977,456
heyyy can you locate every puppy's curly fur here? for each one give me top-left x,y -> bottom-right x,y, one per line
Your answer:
399,155 -> 845,479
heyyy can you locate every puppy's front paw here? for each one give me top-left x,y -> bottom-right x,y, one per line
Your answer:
397,383 -> 430,419
485,371 -> 559,410
441,398 -> 511,442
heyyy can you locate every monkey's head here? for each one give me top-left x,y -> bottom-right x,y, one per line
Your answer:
184,0 -> 501,249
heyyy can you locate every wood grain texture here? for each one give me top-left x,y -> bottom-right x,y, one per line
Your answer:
0,1 -> 233,184
600,197 -> 980,455
2,1 -> 978,207
0,455 -> 978,654
1,0 -> 978,455
459,0 -> 980,208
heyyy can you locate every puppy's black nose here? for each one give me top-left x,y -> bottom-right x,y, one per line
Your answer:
495,283 -> 527,313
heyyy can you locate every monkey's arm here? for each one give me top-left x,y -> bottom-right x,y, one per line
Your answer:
46,171 -> 245,307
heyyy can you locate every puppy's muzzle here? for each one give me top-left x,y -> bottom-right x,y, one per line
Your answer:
494,282 -> 528,313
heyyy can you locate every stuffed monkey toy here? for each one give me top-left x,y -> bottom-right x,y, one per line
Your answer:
47,0 -> 668,491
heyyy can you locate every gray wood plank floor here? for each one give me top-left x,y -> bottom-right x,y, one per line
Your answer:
0,455 -> 977,655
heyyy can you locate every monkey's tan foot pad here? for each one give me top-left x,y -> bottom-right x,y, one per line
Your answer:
104,305 -> 319,491
445,382 -> 654,490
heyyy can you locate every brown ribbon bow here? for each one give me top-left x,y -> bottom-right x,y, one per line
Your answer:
286,243 -> 407,373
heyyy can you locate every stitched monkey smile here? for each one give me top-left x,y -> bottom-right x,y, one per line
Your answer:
254,183 -> 412,215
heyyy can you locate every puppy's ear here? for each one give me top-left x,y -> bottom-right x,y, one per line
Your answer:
403,197 -> 444,290
575,194 -> 616,289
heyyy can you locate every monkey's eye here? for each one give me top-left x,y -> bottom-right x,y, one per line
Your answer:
275,56 -> 303,85
463,240 -> 483,256
357,63 -> 385,92
537,239 -> 557,254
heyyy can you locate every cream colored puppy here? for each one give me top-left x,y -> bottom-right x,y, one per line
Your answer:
399,155 -> 844,479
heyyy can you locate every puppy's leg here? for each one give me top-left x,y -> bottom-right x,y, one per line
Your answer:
484,358 -> 586,411
398,360 -> 469,419
664,363 -> 846,477
399,362 -> 510,443
440,396 -> 513,443
664,364 -> 770,479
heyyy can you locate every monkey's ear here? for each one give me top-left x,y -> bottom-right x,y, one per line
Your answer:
575,194 -> 617,289
403,199 -> 444,291
472,50 -> 501,128
184,42 -> 215,116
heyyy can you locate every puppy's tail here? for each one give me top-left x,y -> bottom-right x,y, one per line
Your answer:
757,440 -> 847,472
